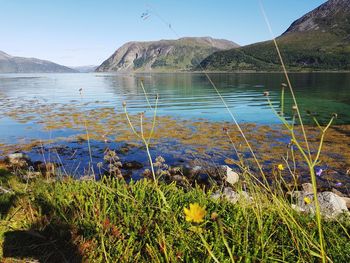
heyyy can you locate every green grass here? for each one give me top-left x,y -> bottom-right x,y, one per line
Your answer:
0,174 -> 349,262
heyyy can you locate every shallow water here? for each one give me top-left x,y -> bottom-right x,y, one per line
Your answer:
0,73 -> 349,134
0,72 -> 349,191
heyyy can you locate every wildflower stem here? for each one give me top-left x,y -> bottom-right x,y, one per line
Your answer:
281,85 -> 285,116
198,232 -> 220,263
147,94 -> 159,144
259,0 -> 312,161
123,107 -> 142,139
140,81 -> 153,110
309,166 -> 326,262
219,220 -> 235,263
79,90 -> 95,177
312,117 -> 334,167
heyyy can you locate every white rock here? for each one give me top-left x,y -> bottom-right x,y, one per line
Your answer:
224,165 -> 239,185
292,191 -> 348,218
291,204 -> 306,213
341,197 -> 350,209
318,192 -> 348,217
211,187 -> 249,204
7,152 -> 29,161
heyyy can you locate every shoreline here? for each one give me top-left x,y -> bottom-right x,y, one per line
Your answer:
3,70 -> 350,75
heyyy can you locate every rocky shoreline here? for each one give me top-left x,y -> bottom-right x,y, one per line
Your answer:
1,150 -> 349,219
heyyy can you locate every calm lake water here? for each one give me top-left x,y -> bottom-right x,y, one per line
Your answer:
0,72 -> 349,143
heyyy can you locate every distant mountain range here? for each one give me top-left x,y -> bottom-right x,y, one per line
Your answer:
72,65 -> 98,73
0,51 -> 77,73
95,37 -> 239,72
199,0 -> 350,71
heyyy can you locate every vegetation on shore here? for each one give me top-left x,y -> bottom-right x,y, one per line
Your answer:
0,169 -> 349,262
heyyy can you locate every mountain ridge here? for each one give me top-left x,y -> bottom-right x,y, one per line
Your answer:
95,37 -> 239,72
200,0 -> 350,71
0,51 -> 77,73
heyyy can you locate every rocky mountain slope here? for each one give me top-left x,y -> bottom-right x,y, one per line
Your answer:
95,37 -> 239,72
0,51 -> 77,73
200,0 -> 350,71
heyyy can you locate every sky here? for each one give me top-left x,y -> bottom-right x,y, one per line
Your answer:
0,0 -> 327,67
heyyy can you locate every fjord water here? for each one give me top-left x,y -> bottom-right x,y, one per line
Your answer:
0,72 -> 350,143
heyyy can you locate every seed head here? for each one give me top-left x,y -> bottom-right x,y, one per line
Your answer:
211,212 -> 219,221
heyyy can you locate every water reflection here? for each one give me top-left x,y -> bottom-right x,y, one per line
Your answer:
0,72 -> 349,126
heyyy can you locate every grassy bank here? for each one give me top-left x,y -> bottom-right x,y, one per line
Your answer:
0,168 -> 349,262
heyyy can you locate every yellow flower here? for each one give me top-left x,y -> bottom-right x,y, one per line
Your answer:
184,203 -> 206,223
304,196 -> 312,204
277,164 -> 284,171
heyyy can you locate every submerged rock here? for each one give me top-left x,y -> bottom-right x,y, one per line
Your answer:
123,161 -> 143,170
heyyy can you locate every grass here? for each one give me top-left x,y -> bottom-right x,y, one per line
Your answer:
0,174 -> 349,262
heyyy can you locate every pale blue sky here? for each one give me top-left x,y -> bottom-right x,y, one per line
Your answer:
0,0 -> 326,66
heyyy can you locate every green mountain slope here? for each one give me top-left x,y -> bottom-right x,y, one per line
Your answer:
95,37 -> 239,72
200,0 -> 350,71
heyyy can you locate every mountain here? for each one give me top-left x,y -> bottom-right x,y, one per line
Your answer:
95,37 -> 239,72
200,0 -> 350,71
72,65 -> 98,73
0,51 -> 77,73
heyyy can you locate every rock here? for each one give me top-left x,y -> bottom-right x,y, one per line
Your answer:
189,166 -> 202,176
123,161 -> 143,170
34,161 -> 58,177
5,152 -> 31,168
292,191 -> 348,218
331,188 -> 346,197
340,196 -> 350,209
291,204 -> 306,213
7,152 -> 28,161
318,192 -> 348,217
172,175 -> 186,182
301,183 -> 314,194
79,175 -> 95,181
169,166 -> 182,175
211,187 -> 250,204
224,165 -> 239,185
